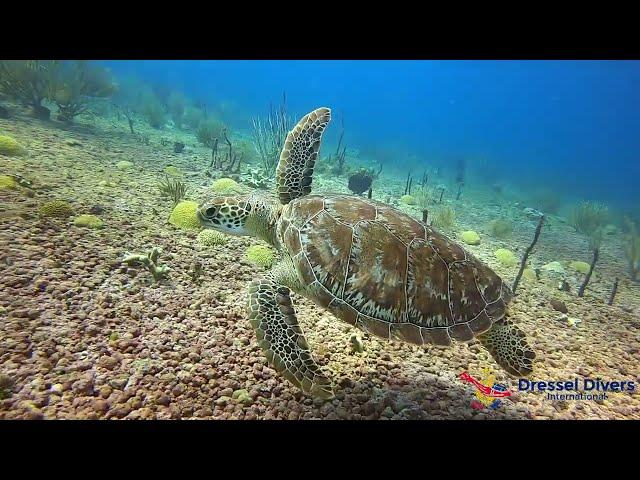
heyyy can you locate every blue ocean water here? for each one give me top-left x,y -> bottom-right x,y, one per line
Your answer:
101,60 -> 639,211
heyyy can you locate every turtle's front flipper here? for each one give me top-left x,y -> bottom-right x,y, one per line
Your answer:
276,107 -> 331,205
247,272 -> 334,399
478,319 -> 535,376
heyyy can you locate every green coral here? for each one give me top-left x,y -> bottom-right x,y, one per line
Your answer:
197,229 -> 228,246
245,244 -> 275,269
494,248 -> 517,267
0,175 -> 18,190
73,214 -> 104,229
164,165 -> 181,176
169,200 -> 201,230
0,135 -> 26,156
488,219 -> 513,239
414,188 -> 431,209
116,160 -> 134,171
400,194 -> 416,205
624,219 -> 640,281
569,201 -> 609,248
569,260 -> 590,274
431,206 -> 456,231
461,230 -> 481,245
39,200 -> 74,218
122,247 -> 171,283
196,117 -> 227,147
211,177 -> 241,194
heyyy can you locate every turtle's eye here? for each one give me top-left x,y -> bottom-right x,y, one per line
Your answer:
205,206 -> 218,218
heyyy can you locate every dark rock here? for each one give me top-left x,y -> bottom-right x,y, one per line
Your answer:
0,105 -> 9,118
550,298 -> 568,314
348,170 -> 373,195
173,142 -> 185,153
33,105 -> 50,120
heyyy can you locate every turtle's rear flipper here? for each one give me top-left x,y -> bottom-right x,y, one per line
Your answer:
247,275 -> 334,399
478,320 -> 535,376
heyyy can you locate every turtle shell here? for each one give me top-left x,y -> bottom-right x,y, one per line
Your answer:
278,194 -> 512,347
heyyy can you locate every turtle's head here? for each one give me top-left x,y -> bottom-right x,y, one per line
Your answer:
198,193 -> 280,243
197,195 -> 253,236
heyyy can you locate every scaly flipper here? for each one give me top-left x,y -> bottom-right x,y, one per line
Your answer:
276,107 -> 331,205
247,261 -> 334,399
478,320 -> 535,376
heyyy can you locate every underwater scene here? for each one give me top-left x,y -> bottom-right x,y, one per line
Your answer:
0,60 -> 638,420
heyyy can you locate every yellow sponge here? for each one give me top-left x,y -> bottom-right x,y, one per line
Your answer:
461,230 -> 481,245
0,135 -> 26,156
0,175 -> 17,190
494,248 -> 518,267
246,244 -> 275,269
169,201 -> 201,230
212,177 -> 241,194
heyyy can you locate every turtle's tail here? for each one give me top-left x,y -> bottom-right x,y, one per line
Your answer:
477,319 -> 535,376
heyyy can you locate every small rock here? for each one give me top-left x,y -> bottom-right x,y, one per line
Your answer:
220,387 -> 234,397
523,207 -> 544,220
215,395 -> 231,406
109,377 -> 128,390
567,317 -> 582,327
350,334 -> 364,354
50,383 -> 64,394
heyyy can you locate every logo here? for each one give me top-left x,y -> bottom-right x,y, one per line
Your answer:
459,369 -> 512,410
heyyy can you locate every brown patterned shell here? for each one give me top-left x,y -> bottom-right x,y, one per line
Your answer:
277,194 -> 513,346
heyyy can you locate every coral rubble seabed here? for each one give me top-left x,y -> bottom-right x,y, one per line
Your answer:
0,105 -> 638,421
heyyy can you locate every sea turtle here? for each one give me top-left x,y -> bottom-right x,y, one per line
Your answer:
197,107 -> 535,399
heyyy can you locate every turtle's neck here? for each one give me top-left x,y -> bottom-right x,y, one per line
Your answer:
245,194 -> 282,248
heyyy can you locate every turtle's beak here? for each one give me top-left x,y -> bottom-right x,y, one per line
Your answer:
196,207 -> 209,227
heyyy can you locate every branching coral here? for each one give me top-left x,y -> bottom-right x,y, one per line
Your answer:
137,89 -> 166,128
208,130 -> 243,173
167,91 -> 187,128
122,247 -> 171,283
531,188 -> 562,214
0,60 -> 59,118
569,201 -> 609,248
50,61 -> 116,122
250,93 -> 291,179
624,218 -> 640,281
196,117 -> 227,148
326,114 -> 348,175
414,187 -> 431,209
158,175 -> 188,207
431,206 -> 456,231
183,106 -> 205,130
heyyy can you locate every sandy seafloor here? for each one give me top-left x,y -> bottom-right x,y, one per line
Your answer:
1,108 -> 639,420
